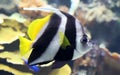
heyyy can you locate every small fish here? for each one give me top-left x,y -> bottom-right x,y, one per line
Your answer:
19,7 -> 92,68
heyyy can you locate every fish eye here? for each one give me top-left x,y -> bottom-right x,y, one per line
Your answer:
80,35 -> 88,45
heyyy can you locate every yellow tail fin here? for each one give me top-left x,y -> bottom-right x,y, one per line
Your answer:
19,36 -> 33,56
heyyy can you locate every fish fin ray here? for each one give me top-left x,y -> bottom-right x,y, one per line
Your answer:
24,7 -> 59,14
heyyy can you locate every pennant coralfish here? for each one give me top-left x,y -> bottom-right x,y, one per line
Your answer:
19,7 -> 92,68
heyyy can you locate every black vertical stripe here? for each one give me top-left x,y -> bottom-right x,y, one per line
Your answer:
54,46 -> 74,61
54,12 -> 76,61
63,12 -> 76,49
28,14 -> 61,65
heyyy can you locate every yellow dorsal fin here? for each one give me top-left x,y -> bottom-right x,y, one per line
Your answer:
19,36 -> 33,56
59,32 -> 70,49
28,14 -> 52,40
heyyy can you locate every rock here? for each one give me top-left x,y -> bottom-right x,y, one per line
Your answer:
0,45 -> 4,50
0,0 -> 18,15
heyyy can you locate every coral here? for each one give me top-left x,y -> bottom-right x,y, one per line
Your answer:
18,0 -> 47,8
0,14 -> 9,20
0,64 -> 33,75
0,51 -> 23,65
0,45 -> 4,50
104,49 -> 120,71
58,6 -> 69,13
80,0 -> 120,9
85,5 -> 115,23
0,13 -> 29,44
10,13 -> 27,23
18,0 -> 48,19
72,47 -> 120,75
75,3 -> 116,24
0,27 -> 24,44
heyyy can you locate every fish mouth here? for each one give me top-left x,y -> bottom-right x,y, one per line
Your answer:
87,41 -> 93,47
88,41 -> 102,51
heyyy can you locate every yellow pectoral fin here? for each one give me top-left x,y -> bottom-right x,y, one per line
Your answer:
59,32 -> 70,49
59,31 -> 64,45
62,35 -> 70,49
19,36 -> 33,56
28,14 -> 52,40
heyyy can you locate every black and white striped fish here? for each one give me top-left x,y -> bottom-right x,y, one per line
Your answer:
19,7 -> 92,67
